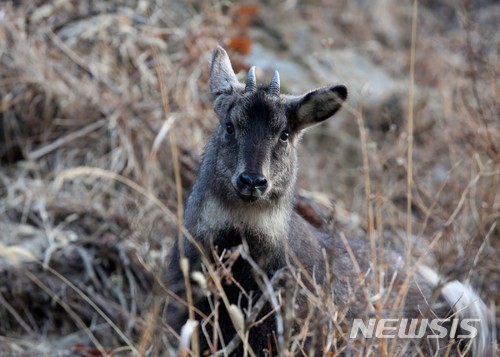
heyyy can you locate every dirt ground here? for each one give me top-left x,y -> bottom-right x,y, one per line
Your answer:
0,1 -> 499,356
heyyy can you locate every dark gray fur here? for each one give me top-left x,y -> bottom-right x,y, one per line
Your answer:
166,46 -> 495,356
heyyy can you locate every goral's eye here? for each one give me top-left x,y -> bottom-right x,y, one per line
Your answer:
280,130 -> 289,142
226,123 -> 235,135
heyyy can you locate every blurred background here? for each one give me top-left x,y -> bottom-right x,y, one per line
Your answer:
0,1 -> 499,355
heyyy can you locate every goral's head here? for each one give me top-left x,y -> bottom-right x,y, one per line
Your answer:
207,46 -> 348,207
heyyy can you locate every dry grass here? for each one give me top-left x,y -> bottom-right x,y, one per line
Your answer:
0,1 -> 498,356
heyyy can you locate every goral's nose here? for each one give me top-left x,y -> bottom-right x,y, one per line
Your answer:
238,172 -> 268,191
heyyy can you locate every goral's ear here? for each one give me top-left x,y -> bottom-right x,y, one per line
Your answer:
209,46 -> 242,97
286,85 -> 348,131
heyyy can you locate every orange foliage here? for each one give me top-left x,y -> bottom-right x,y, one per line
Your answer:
227,4 -> 260,55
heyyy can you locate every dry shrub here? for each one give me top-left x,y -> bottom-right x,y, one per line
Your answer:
0,1 -> 226,355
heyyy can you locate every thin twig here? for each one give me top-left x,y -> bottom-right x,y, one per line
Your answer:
211,270 -> 285,357
0,293 -> 34,334
238,243 -> 282,356
25,271 -> 110,357
405,0 -> 418,275
390,1 -> 418,354
466,221 -> 496,284
28,119 -> 107,161
46,29 -> 119,93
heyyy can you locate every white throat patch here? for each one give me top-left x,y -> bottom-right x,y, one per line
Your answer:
195,195 -> 290,247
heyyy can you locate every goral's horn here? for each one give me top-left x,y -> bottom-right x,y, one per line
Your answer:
244,66 -> 257,93
268,70 -> 280,97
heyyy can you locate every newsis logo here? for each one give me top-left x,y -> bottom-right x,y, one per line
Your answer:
349,318 -> 480,339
